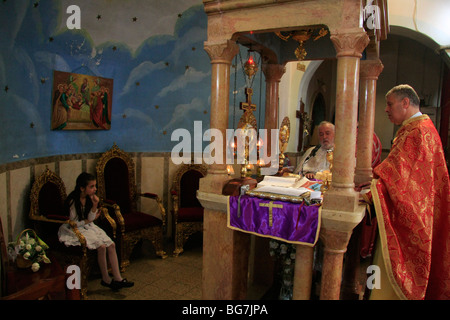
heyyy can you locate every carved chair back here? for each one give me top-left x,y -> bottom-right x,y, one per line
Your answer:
96,143 -> 137,214
29,169 -> 69,244
173,165 -> 207,207
172,164 -> 207,220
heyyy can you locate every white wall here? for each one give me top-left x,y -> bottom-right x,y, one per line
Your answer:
279,61 -> 310,153
388,0 -> 450,47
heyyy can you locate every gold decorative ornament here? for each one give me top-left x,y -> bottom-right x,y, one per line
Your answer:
237,88 -> 258,178
279,116 -> 290,171
292,30 -> 312,61
244,54 -> 258,79
314,28 -> 328,41
318,149 -> 333,192
275,27 -> 329,62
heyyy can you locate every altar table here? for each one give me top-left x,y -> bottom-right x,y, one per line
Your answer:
227,195 -> 321,246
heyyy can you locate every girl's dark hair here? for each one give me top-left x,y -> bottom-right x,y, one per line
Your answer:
64,172 -> 96,221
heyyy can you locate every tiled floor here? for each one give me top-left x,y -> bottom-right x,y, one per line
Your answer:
87,237 -> 203,300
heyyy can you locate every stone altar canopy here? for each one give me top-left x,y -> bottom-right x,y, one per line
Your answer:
197,0 -> 388,300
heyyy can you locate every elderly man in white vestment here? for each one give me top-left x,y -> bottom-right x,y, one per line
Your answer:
293,121 -> 335,179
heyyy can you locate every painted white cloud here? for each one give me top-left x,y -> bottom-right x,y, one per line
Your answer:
157,67 -> 209,98
34,51 -> 71,73
120,107 -> 158,127
163,97 -> 204,131
121,60 -> 166,96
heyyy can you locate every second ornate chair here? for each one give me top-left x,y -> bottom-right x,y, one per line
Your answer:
96,143 -> 167,271
171,164 -> 207,256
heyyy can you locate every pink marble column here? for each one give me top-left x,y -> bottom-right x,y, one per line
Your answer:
319,228 -> 353,300
355,59 -> 384,185
201,40 -> 251,300
202,40 -> 240,192
262,63 -> 286,157
293,245 -> 314,300
319,30 -> 369,300
322,31 -> 370,212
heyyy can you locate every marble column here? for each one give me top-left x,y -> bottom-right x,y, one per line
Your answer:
319,228 -> 353,300
292,245 -> 314,300
262,63 -> 286,157
201,40 -> 251,300
319,30 -> 369,300
202,40 -> 240,190
323,31 -> 370,211
355,59 -> 384,185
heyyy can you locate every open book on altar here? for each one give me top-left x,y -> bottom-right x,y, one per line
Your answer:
252,175 -> 321,199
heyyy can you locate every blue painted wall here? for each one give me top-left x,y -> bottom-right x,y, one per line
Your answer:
0,0 -> 265,165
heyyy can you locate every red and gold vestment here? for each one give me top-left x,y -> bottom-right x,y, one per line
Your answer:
371,115 -> 449,300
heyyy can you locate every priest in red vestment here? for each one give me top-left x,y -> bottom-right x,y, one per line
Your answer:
367,84 -> 449,300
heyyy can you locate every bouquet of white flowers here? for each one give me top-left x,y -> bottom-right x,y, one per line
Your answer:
8,229 -> 51,272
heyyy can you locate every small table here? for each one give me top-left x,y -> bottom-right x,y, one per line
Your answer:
3,253 -> 69,300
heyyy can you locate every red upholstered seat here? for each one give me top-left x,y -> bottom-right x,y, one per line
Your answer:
123,211 -> 162,232
178,207 -> 204,222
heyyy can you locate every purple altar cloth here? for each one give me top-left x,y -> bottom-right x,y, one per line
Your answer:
227,195 -> 321,246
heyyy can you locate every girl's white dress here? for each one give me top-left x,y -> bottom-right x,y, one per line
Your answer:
58,204 -> 113,250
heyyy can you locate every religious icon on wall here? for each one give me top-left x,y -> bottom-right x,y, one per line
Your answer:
50,70 -> 113,130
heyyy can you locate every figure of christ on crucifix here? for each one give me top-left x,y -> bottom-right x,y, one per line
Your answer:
237,87 -> 258,135
296,98 -> 307,152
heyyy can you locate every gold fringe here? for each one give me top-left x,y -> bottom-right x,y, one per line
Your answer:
370,179 -> 408,300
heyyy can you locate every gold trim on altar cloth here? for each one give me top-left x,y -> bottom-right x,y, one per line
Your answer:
245,189 -> 311,203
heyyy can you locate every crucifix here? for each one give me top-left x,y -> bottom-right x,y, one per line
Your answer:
296,98 -> 307,152
240,88 -> 256,113
259,201 -> 283,227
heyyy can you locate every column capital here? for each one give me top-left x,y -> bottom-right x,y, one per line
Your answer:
360,59 -> 384,80
262,63 -> 286,82
330,31 -> 370,58
204,39 -> 239,64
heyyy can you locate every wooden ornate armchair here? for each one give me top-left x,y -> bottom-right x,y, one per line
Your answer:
171,164 -> 207,256
96,143 -> 167,271
28,168 -> 116,299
